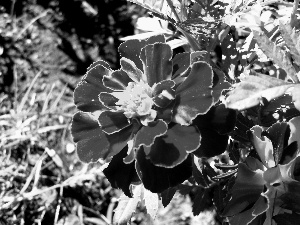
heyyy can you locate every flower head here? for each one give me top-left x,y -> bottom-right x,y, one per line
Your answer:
71,34 -> 231,194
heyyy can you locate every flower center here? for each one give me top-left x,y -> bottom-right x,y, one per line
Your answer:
112,81 -> 157,125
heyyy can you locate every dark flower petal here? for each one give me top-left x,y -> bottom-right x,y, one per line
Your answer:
103,70 -> 133,90
72,112 -> 110,163
72,112 -> 135,162
106,123 -> 138,158
103,146 -> 140,197
193,104 -> 236,135
99,92 -> 118,110
144,124 -> 201,168
193,128 -> 228,158
74,64 -> 112,112
118,35 -> 166,71
173,62 -> 214,125
135,148 -> 193,193
152,80 -> 175,108
172,52 -> 191,79
120,57 -> 144,82
140,43 -> 173,86
99,111 -> 131,134
134,120 -> 168,149
87,60 -> 111,71
154,101 -> 175,124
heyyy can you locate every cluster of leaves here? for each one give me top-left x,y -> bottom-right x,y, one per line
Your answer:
71,0 -> 300,224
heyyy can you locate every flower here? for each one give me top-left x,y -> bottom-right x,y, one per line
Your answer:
71,34 -> 232,194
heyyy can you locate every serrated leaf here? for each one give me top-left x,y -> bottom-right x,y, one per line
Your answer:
127,0 -> 181,21
173,61 -> 213,125
225,74 -> 295,111
279,21 -> 300,66
253,31 -> 298,82
143,188 -> 159,220
113,185 -> 142,225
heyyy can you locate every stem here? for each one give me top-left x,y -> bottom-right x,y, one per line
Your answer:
166,0 -> 181,22
292,0 -> 300,17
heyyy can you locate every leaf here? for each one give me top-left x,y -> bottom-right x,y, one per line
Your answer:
288,116 -> 300,148
161,187 -> 177,207
143,188 -> 159,220
98,111 -> 131,134
173,61 -> 214,125
113,185 -> 142,225
103,147 -> 140,197
225,74 -> 295,111
143,123 -> 201,168
127,0 -> 180,21
74,64 -> 112,112
212,67 -> 231,103
192,188 -> 211,216
263,122 -> 290,165
192,157 -> 207,187
222,162 -> 265,217
134,119 -> 168,149
221,33 -> 238,75
140,43 -> 173,86
273,212 -> 300,225
135,148 -> 192,193
278,21 -> 300,66
249,126 -> 275,168
292,84 -> 300,111
253,31 -> 298,82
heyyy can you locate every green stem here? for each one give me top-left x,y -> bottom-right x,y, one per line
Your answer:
166,0 -> 181,22
292,0 -> 300,17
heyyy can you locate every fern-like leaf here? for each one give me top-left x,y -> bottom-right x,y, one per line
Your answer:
127,0 -> 180,21
253,30 -> 299,82
279,21 -> 300,66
